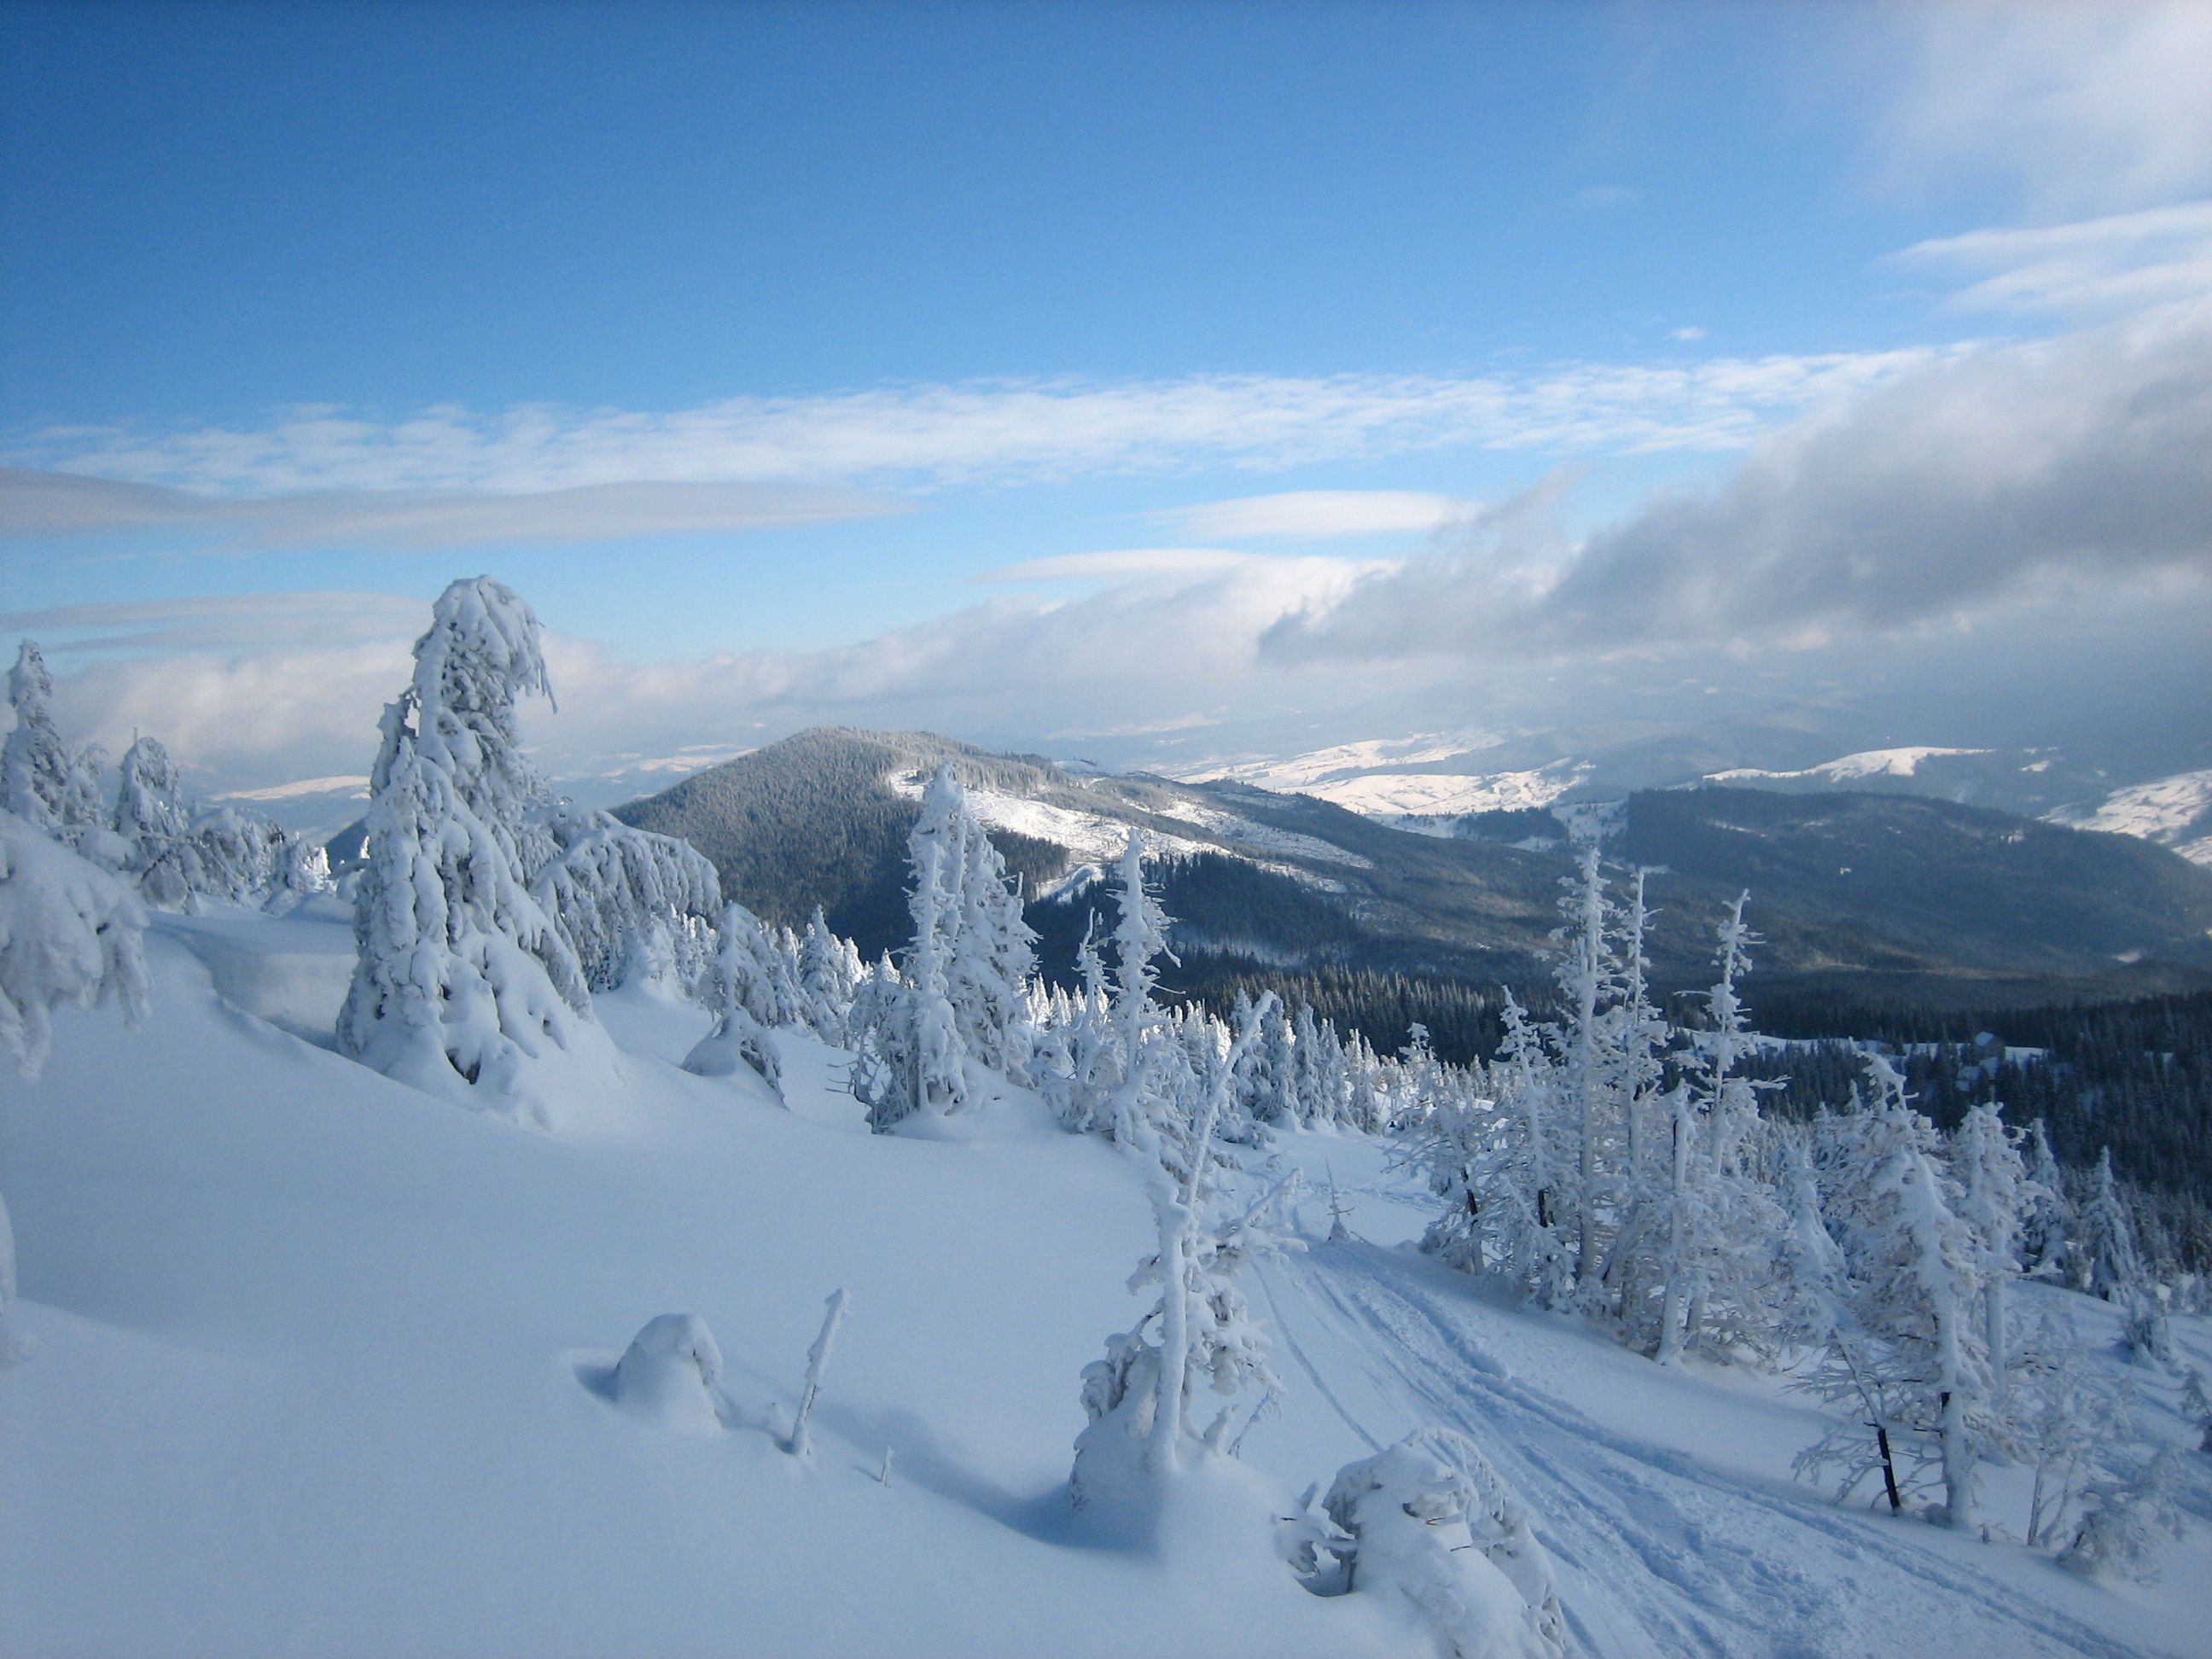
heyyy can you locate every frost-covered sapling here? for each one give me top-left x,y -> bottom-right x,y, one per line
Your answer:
0,812 -> 150,1363
610,1313 -> 728,1435
1073,994 -> 1299,1502
1320,1428 -> 1566,1659
787,1288 -> 849,1458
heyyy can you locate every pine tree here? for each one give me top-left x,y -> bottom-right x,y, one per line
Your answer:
337,579 -> 607,1122
2075,1148 -> 2144,1302
112,736 -> 204,911
1796,1058 -> 1993,1528
1950,1101 -> 2029,1406
3,642 -> 111,859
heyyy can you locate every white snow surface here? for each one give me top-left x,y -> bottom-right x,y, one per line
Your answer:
1174,736 -> 1585,821
2047,770 -> 2212,865
1709,746 -> 1997,784
885,770 -> 1360,886
5,906 -> 2209,1656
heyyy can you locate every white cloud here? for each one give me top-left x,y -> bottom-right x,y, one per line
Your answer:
1886,3 -> 2212,212
975,548 -> 1259,585
1264,298 -> 2212,664
5,353 -> 1940,510
1669,327 -> 1707,342
1895,200 -> 2212,314
1152,491 -> 1477,542
0,468 -> 899,550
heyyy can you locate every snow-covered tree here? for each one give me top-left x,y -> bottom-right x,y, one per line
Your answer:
848,769 -> 981,1130
190,803 -> 287,903
946,798 -> 1039,1081
1796,1058 -> 1994,1528
530,809 -> 722,992
337,578 -> 607,1123
2073,1148 -> 2144,1303
796,906 -> 862,1043
1073,994 -> 1296,1492
112,736 -> 204,911
1633,894 -> 1784,1364
2059,1445 -> 2183,1583
2017,1118 -> 2071,1281
682,900 -> 797,1092
0,812 -> 150,1362
3,642 -> 112,859
1317,1429 -> 1567,1659
1949,1101 -> 2029,1406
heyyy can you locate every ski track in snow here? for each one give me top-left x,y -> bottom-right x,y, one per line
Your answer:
1259,1238 -> 2146,1659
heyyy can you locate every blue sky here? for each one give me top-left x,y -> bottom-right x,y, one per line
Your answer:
3,2 -> 2209,787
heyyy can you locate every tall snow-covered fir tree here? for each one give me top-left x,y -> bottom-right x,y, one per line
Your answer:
1797,1057 -> 1994,1529
1949,1100 -> 2030,1407
337,578 -> 612,1125
943,776 -> 1039,1081
112,736 -> 203,912
0,811 -> 150,1363
3,641 -> 111,859
849,765 -> 979,1129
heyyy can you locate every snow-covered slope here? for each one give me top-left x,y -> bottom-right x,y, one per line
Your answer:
2048,770 -> 2212,867
1711,746 -> 1996,784
7,904 -> 2209,1656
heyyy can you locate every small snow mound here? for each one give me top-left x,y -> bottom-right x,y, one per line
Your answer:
1321,1429 -> 1567,1659
608,1313 -> 727,1435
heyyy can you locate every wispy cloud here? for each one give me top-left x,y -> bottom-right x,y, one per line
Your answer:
0,468 -> 899,550
1884,2 -> 2212,212
975,548 -> 1260,585
5,354 -> 1941,510
1152,490 -> 1478,543
1,591 -> 428,653
1895,200 -> 2212,314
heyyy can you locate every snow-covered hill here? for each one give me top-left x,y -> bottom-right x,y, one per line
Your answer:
2049,770 -> 2212,868
6,903 -> 2209,1656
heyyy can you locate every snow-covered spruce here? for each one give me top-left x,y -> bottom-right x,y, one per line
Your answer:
0,811 -> 150,1363
1794,1055 -> 1995,1528
533,807 -> 722,993
112,736 -> 204,912
337,578 -> 617,1126
3,641 -> 115,864
683,899 -> 795,1093
1315,1429 -> 1566,1659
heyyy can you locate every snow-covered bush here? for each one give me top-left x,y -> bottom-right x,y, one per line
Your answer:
1318,1429 -> 1567,1659
609,1313 -> 728,1435
0,810 -> 150,1363
2059,1445 -> 2183,1583
338,578 -> 611,1124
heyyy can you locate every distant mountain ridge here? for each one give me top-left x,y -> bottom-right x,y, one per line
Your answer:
611,727 -> 2212,1012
